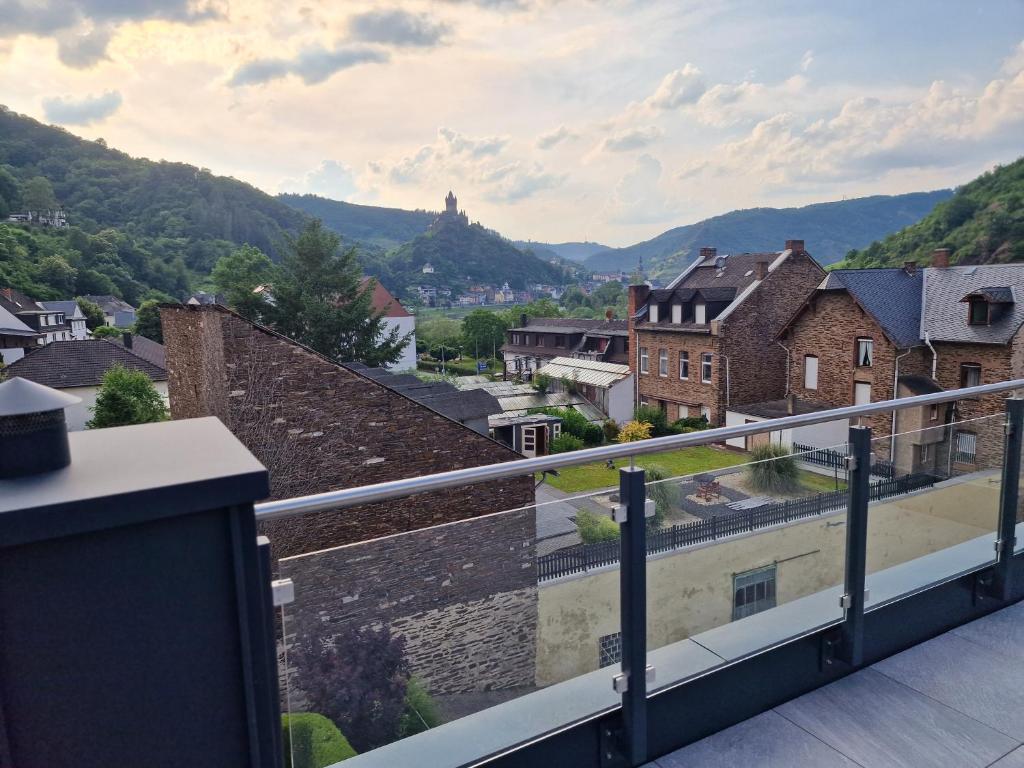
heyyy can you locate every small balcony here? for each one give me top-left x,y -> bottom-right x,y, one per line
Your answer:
4,377 -> 1024,767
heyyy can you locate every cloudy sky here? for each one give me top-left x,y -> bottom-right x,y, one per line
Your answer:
2,1 -> 1023,246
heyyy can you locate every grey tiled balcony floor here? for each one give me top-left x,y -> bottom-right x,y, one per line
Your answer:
648,601 -> 1024,768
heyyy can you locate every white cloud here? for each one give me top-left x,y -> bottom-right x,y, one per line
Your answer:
645,63 -> 706,110
438,126 -> 508,157
604,153 -> 676,225
348,9 -> 450,48
55,25 -> 111,68
229,44 -> 388,86
279,160 -> 358,200
536,124 -> 575,150
41,90 -> 122,124
487,163 -> 564,202
800,49 -> 814,72
600,126 -> 662,152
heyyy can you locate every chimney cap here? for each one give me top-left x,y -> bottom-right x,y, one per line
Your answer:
0,377 -> 80,418
785,239 -> 805,253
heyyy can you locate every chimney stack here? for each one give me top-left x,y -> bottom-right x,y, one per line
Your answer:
786,392 -> 797,415
904,261 -> 917,275
785,239 -> 805,254
756,260 -> 769,280
519,313 -> 528,328
932,248 -> 951,269
699,247 -> 717,262
0,377 -> 80,479
122,332 -> 133,350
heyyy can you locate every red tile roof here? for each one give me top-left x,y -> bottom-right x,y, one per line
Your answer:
361,278 -> 411,318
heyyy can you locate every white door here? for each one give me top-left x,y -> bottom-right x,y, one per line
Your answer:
522,427 -> 537,457
854,382 -> 871,405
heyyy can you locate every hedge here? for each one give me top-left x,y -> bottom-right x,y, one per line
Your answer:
282,713 -> 357,768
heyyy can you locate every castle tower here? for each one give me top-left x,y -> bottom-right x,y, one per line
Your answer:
445,190 -> 458,215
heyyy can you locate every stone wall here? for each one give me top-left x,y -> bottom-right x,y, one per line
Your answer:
280,509 -> 537,696
160,304 -> 535,559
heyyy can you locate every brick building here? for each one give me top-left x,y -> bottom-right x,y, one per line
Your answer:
778,250 -> 1024,471
628,241 -> 825,426
159,303 -> 534,558
501,316 -> 629,378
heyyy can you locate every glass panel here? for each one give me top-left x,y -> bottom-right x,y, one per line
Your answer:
639,429 -> 850,686
276,485 -> 620,762
865,410 -> 1007,604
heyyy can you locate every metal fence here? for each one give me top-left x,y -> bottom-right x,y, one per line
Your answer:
537,472 -> 936,582
792,442 -> 895,478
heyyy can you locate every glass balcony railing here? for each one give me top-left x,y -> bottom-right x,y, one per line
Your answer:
254,378 -> 1024,767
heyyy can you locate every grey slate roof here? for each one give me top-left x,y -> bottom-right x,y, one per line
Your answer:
109,335 -> 167,368
342,364 -> 501,423
820,268 -> 923,348
38,300 -> 83,318
921,265 -> 1024,344
5,339 -> 167,389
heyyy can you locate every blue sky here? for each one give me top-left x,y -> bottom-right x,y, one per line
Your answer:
1,1 -> 1022,246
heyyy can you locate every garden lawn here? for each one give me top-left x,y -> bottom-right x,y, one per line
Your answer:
543,446 -> 748,494
797,469 -> 847,493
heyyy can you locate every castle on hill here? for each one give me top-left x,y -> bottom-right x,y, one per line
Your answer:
430,190 -> 469,231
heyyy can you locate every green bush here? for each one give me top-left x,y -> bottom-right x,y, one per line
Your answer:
676,416 -> 710,430
602,419 -> 620,443
746,443 -> 799,494
533,373 -> 551,394
398,678 -> 443,738
576,508 -> 620,543
634,404 -> 669,436
643,465 -> 680,531
581,422 -> 604,446
550,433 -> 584,453
282,713 -> 357,768
533,406 -> 591,442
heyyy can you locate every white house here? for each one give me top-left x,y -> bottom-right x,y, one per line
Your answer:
0,304 -> 40,364
3,338 -> 168,430
535,356 -> 634,424
39,301 -> 89,340
363,279 -> 418,372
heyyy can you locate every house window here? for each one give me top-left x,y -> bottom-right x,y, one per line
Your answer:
537,335 -> 546,347
803,355 -> 818,390
598,631 -> 622,668
733,565 -> 777,620
524,334 -> 531,346
700,404 -> 712,423
555,335 -> 565,347
854,381 -> 871,406
954,432 -> 977,464
678,404 -> 689,419
695,302 -> 706,324
968,300 -> 989,325
511,333 -> 521,345
701,352 -> 713,383
920,443 -> 931,463
960,363 -> 981,389
639,347 -> 649,374
856,338 -> 873,367
929,404 -> 939,421
679,351 -> 689,380
658,349 -> 668,377
671,304 -> 682,324
649,304 -> 660,323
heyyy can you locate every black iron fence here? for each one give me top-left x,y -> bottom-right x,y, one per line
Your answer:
538,472 -> 936,582
792,442 -> 895,478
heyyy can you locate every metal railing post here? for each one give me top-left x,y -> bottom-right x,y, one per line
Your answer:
839,425 -> 871,667
606,466 -> 650,767
995,398 -> 1024,599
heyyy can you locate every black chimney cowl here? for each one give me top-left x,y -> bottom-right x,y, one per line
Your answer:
0,377 -> 80,479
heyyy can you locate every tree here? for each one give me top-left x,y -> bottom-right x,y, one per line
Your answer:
290,625 -> 410,753
77,297 -> 106,330
133,299 -> 163,343
268,220 -> 410,366
92,325 -> 122,339
211,244 -> 275,319
590,280 -> 624,308
37,254 -> 77,295
0,166 -> 18,215
86,364 -> 168,429
617,420 -> 653,443
22,176 -> 57,212
461,309 -> 507,357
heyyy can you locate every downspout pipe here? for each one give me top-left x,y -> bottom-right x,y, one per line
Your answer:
890,347 -> 913,460
776,340 -> 792,394
925,332 -> 937,380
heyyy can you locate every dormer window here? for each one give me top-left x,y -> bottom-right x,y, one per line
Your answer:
694,302 -> 706,324
968,299 -> 989,325
671,304 -> 682,324
649,304 -> 659,323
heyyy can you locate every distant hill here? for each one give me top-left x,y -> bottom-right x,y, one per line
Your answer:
384,216 -> 566,297
513,240 -> 610,263
279,194 -> 435,250
0,106 -> 307,303
585,191 -> 954,275
843,158 -> 1024,269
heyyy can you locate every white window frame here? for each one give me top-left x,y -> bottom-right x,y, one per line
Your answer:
671,304 -> 682,324
679,351 -> 689,380
854,381 -> 871,406
649,304 -> 659,323
701,352 -> 713,384
695,302 -> 706,324
678,404 -> 689,419
856,338 -> 873,367
658,349 -> 668,377
639,347 -> 649,374
803,355 -> 818,390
